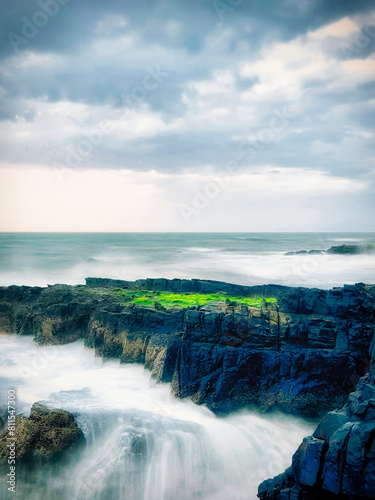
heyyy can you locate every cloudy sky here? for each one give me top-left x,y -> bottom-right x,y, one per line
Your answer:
0,0 -> 374,232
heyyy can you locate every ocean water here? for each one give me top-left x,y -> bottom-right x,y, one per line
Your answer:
0,336 -> 313,500
0,232 -> 374,289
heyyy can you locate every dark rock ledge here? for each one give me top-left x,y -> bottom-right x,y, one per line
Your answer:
0,278 -> 374,418
258,335 -> 375,500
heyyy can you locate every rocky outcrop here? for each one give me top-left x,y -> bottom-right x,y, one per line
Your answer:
258,335 -> 375,500
327,244 -> 375,255
0,279 -> 374,418
85,276 -> 290,297
0,403 -> 83,462
285,244 -> 375,256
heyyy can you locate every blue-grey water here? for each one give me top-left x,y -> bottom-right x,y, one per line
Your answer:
0,232 -> 374,288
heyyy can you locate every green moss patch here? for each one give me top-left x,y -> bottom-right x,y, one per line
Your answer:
114,289 -> 277,309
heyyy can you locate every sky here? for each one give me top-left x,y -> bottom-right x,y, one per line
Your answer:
0,0 -> 374,232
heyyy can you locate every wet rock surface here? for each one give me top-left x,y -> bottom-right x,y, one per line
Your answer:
258,335 -> 375,500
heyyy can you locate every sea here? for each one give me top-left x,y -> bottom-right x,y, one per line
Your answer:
0,232 -> 374,499
0,232 -> 374,289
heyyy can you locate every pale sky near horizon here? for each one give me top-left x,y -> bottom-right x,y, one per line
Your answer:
0,0 -> 374,232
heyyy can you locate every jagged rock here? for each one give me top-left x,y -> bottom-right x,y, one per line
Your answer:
2,278 -> 375,497
258,333 -> 375,500
285,244 -> 375,256
0,403 -> 83,462
313,409 -> 349,441
327,244 -> 375,255
0,280 -> 375,419
299,437 -> 327,487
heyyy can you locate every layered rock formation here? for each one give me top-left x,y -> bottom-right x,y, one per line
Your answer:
0,278 -> 374,419
258,335 -> 375,500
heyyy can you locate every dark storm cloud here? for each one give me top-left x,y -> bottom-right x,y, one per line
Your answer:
1,0 -> 372,56
0,0 -> 374,183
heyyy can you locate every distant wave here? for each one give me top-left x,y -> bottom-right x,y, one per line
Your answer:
332,238 -> 364,242
183,247 -> 223,253
235,236 -> 264,240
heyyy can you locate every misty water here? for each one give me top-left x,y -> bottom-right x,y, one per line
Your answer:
0,232 -> 374,289
0,336 -> 313,500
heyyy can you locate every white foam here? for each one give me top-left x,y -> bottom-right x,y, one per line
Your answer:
0,335 -> 313,500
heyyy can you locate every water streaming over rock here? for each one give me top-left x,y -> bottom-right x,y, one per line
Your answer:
0,336 -> 313,500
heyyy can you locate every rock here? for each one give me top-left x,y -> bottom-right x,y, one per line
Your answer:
327,244 -> 375,255
334,329 -> 349,351
313,409 -> 349,441
85,277 -> 134,288
0,403 -> 83,462
258,331 -> 375,500
0,280 -> 375,419
341,421 -> 375,496
284,250 -> 324,256
2,278 -> 375,498
285,244 -> 375,257
320,422 -> 354,494
299,437 -> 327,487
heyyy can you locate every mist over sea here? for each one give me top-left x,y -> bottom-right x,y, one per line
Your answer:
0,232 -> 374,289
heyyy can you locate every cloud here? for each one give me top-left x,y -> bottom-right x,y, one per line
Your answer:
310,17 -> 357,39
0,164 -> 372,232
0,165 -> 174,232
0,0 -> 374,230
